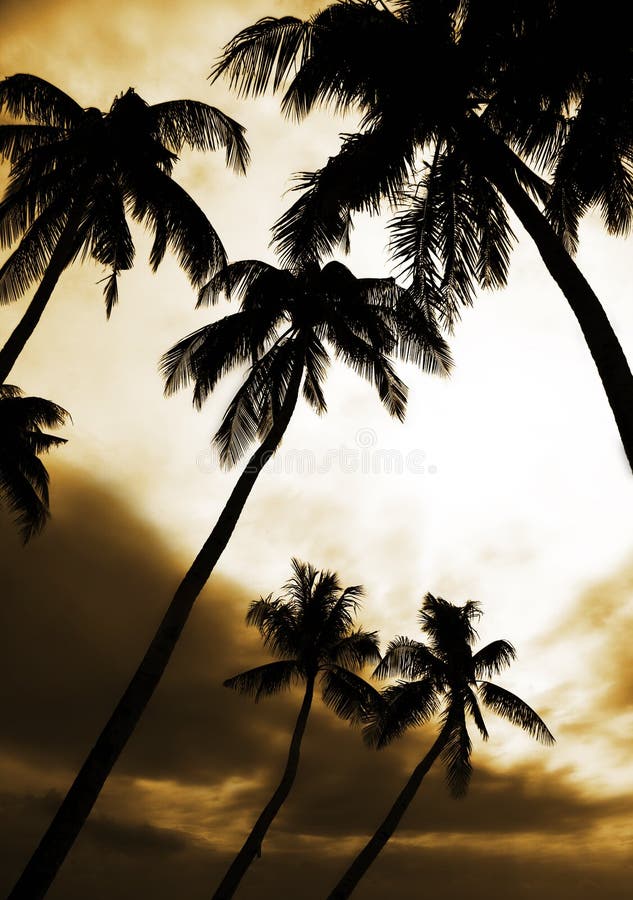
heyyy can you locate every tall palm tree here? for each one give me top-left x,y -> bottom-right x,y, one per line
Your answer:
211,0 -> 633,471
327,592 -> 555,898
8,257 -> 449,899
213,558 -> 380,899
0,73 -> 249,382
0,383 -> 69,540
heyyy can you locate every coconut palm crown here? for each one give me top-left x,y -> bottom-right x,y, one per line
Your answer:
0,384 -> 69,541
0,74 -> 249,380
226,557 -> 380,717
161,257 -> 452,466
366,593 -> 554,795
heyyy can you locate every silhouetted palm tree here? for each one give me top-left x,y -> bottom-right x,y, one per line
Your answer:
8,257 -> 448,899
0,384 -> 68,540
0,73 -> 249,382
213,558 -> 380,899
212,1 -> 633,471
327,593 -> 554,898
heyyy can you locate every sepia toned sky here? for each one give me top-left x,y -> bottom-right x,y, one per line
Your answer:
1,1 -> 632,897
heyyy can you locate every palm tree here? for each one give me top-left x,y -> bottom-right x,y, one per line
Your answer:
211,1 -> 633,472
326,592 -> 554,898
212,558 -> 380,899
0,73 -> 249,382
0,383 -> 69,540
8,257 -> 449,899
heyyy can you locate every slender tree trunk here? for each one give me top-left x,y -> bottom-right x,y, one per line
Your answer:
326,719 -> 453,899
0,202 -> 86,383
8,362 -> 304,900
211,675 -> 316,899
463,116 -> 633,473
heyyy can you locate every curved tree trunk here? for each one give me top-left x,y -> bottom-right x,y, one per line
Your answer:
326,719 -> 453,899
211,675 -> 316,899
0,202 -> 86,384
463,116 -> 633,473
8,362 -> 304,900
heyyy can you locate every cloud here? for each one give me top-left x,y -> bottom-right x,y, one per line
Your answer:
1,465 -> 630,899
0,462 -> 303,784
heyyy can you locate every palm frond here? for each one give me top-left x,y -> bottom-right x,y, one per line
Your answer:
0,196 -> 75,305
224,659 -> 301,701
391,291 -> 454,376
320,665 -> 382,725
0,74 -> 84,127
363,678 -> 439,748
160,308 -> 283,403
198,259 -> 294,307
440,704 -> 473,798
463,685 -> 489,740
374,636 -> 441,681
273,124 -> 417,269
81,181 -> 135,317
326,628 -> 381,670
213,336 -> 301,466
0,389 -> 69,542
284,557 -> 320,614
328,323 -> 408,421
245,595 -> 301,658
302,332 -> 330,413
0,162 -> 76,250
281,2 -> 404,121
0,456 -> 50,542
130,165 -> 226,286
0,124 -> 66,163
389,188 -> 446,322
477,681 -> 555,745
1,394 -> 70,431
211,17 -> 312,97
472,639 -> 516,677
470,173 -> 515,291
150,100 -> 249,173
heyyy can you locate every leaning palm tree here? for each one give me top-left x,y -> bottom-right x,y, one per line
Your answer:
211,1 -> 633,471
213,558 -> 380,899
0,73 -> 249,382
8,257 -> 449,899
0,383 -> 69,540
327,593 -> 554,898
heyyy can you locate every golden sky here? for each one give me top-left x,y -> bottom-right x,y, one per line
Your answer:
1,1 -> 633,897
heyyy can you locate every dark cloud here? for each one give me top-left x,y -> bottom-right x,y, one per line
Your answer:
0,464 -> 302,784
2,791 -> 631,900
0,790 -> 188,856
1,466 -> 630,898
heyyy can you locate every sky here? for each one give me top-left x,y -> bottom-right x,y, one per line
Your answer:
1,1 -> 632,897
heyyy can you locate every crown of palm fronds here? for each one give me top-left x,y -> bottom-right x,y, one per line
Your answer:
0,74 -> 249,314
161,256 -> 451,467
223,558 -> 381,725
0,384 -> 69,541
364,593 -> 554,796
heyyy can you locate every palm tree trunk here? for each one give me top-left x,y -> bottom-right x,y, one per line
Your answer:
8,362 -> 304,900
326,719 -> 454,899
463,116 -> 633,473
211,675 -> 316,899
0,202 -> 86,383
